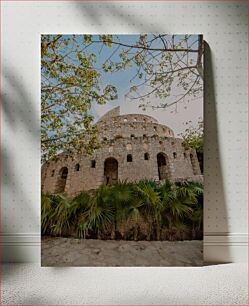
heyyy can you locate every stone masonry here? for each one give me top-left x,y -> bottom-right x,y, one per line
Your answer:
41,107 -> 202,197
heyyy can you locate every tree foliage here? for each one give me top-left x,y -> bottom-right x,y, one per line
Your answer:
86,34 -> 204,110
41,34 -> 204,161
41,35 -> 117,161
180,120 -> 204,153
180,120 -> 204,173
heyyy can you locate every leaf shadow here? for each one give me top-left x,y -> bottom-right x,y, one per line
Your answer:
1,66 -> 40,263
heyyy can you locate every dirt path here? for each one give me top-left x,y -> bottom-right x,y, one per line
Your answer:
41,237 -> 203,266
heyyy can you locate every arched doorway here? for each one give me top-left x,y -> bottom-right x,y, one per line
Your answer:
157,153 -> 170,180
104,158 -> 118,185
55,167 -> 68,193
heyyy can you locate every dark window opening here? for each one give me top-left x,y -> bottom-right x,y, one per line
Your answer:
104,158 -> 118,185
157,153 -> 169,181
144,153 -> 149,160
197,152 -> 203,174
75,163 -> 80,171
173,152 -> 177,159
91,160 -> 96,168
184,152 -> 187,158
55,167 -> 68,193
127,154 -> 133,162
61,168 -> 68,179
51,169 -> 55,177
131,134 -> 135,138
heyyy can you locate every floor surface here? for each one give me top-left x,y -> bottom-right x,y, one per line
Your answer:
41,237 -> 203,266
2,262 -> 248,305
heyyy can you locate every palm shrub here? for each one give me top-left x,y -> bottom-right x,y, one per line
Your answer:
120,195 -> 144,240
187,182 -> 203,239
83,184 -> 115,239
49,193 -> 74,236
108,181 -> 134,239
41,180 -> 203,241
131,180 -> 163,240
159,180 -> 202,240
41,193 -> 53,234
71,191 -> 91,238
41,193 -> 72,235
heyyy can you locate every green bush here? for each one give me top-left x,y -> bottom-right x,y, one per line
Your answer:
41,180 -> 203,240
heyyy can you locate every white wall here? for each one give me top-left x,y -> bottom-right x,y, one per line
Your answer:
1,1 -> 248,263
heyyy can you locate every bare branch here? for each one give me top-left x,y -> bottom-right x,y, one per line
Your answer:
91,39 -> 199,53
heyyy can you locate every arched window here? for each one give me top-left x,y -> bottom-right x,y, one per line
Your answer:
127,154 -> 133,162
143,134 -> 147,139
91,160 -> 96,168
184,152 -> 187,158
75,163 -> 80,171
61,167 -> 68,179
55,167 -> 68,193
104,158 -> 118,185
131,134 -> 135,138
157,153 -> 171,180
173,152 -> 177,159
144,153 -> 149,160
51,169 -> 55,177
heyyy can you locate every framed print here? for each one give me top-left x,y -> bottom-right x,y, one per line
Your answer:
41,34 -> 204,266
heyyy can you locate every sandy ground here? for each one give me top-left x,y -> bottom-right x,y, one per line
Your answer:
41,237 -> 203,266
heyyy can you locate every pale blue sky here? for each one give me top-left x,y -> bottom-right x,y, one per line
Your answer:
87,35 -> 202,136
60,34 -> 203,136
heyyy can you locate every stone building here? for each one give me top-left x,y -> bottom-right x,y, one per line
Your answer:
41,107 -> 202,197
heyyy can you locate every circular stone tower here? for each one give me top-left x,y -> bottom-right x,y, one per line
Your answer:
41,106 -> 202,196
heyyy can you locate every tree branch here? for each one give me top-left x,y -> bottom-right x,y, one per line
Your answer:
91,39 -> 199,53
151,76 -> 201,110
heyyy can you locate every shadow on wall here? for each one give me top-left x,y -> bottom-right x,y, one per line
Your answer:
1,3 -> 231,265
1,66 -> 40,264
75,3 -> 167,33
204,43 -> 230,263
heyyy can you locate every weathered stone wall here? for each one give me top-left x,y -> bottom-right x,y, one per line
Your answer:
41,107 -> 202,196
97,121 -> 174,140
